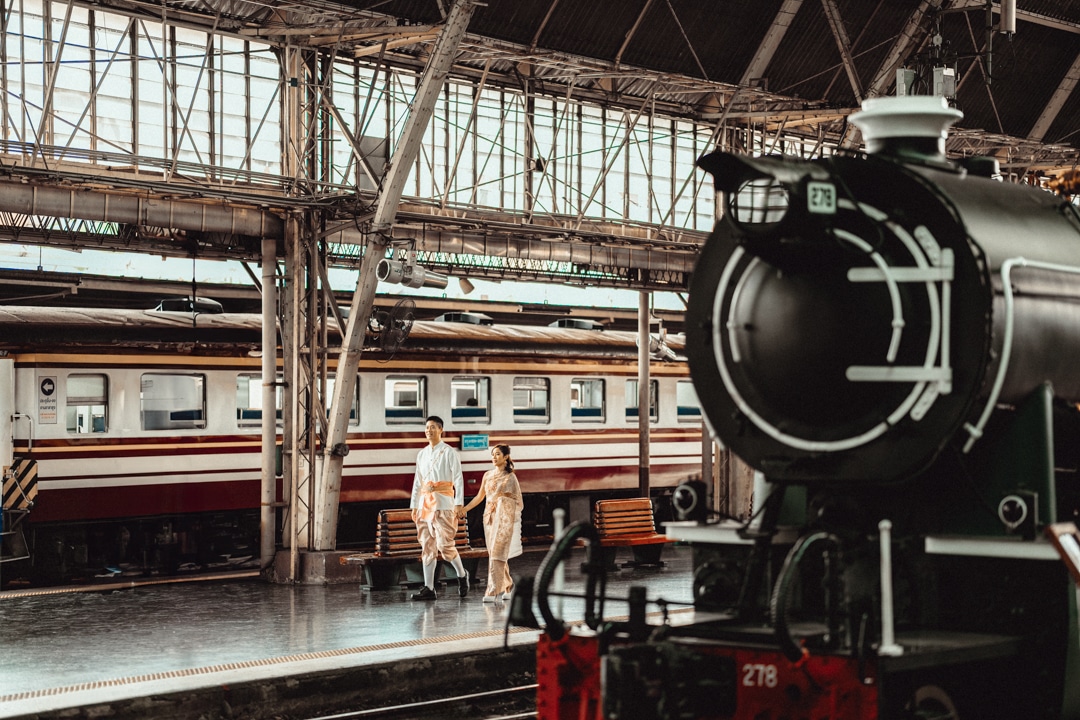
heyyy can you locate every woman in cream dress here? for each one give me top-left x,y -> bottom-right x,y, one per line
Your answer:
459,444 -> 523,601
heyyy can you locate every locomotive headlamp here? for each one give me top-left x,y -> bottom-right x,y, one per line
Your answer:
998,492 -> 1037,538
697,151 -> 835,237
728,175 -> 790,230
672,479 -> 709,523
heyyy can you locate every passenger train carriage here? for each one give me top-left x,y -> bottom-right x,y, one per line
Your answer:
0,305 -> 700,587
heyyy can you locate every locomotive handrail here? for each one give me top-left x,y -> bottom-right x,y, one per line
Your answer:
534,520 -> 605,641
835,224 -> 906,364
769,530 -> 843,663
877,520 -> 903,657
962,257 -> 1080,453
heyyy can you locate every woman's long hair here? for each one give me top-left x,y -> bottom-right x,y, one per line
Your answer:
495,444 -> 515,473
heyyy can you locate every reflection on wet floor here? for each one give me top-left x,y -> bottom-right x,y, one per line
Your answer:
0,545 -> 694,697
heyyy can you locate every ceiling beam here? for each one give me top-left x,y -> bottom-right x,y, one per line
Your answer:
528,0 -> 562,52
820,0 -> 864,103
351,32 -> 440,56
615,0 -> 655,66
864,0 -> 938,98
945,0 -> 1080,34
740,0 -> 804,87
1028,50 -> 1080,141
240,24 -> 437,40
839,0 -> 938,149
700,108 -> 852,122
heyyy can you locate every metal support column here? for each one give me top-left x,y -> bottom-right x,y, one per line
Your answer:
638,290 -> 651,498
260,237 -> 277,569
320,0 -> 479,528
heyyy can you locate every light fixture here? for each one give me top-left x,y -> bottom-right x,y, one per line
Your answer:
1000,0 -> 1016,34
376,259 -> 449,290
459,277 -> 475,295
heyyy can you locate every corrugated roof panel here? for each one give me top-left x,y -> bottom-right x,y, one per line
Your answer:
764,4 -> 845,102
948,18 -> 1080,139
617,0 -> 790,85
765,1 -> 925,104
1018,0 -> 1080,26
525,0 -> 642,63
1043,43 -> 1080,145
320,0 -> 1080,157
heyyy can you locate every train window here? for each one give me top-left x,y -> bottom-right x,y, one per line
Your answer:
141,373 -> 206,430
385,376 -> 426,424
513,376 -> 550,424
451,376 -> 490,424
235,374 -> 283,426
625,379 -> 658,422
570,378 -> 605,422
676,380 -> 702,422
326,375 -> 360,426
66,374 -> 107,434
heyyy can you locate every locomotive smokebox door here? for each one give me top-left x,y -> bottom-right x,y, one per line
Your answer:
686,98 -> 1012,487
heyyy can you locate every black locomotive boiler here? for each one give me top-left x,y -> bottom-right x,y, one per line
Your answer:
531,96 -> 1080,719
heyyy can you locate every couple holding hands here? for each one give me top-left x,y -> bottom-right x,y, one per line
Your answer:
409,415 -> 523,603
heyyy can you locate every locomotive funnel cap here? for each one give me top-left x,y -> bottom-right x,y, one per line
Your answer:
850,96 -> 963,161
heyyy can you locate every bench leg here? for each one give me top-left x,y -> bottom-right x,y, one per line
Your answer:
599,547 -> 620,572
436,558 -> 483,585
623,544 -> 666,568
438,559 -> 460,581
402,560 -> 426,588
363,563 -> 401,591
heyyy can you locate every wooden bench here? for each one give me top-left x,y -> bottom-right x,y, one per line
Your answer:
591,497 -> 670,568
340,509 -> 487,590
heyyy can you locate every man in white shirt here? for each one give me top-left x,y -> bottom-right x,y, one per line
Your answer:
409,415 -> 469,600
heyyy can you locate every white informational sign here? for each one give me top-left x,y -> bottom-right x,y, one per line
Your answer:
38,376 -> 57,424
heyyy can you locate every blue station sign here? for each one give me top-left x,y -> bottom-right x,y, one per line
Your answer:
461,434 -> 490,450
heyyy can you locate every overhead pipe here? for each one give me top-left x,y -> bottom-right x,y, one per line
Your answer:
0,179 -> 284,571
406,231 -> 697,275
329,223 -> 698,277
0,180 -> 284,238
0,178 -> 696,277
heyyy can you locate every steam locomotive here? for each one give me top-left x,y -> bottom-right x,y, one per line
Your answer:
530,96 -> 1080,718
0,307 -> 700,588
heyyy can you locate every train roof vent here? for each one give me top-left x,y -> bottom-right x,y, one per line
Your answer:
549,318 -> 604,331
153,296 -> 224,314
434,311 -> 493,325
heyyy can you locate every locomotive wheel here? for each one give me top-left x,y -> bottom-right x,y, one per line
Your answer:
907,684 -> 959,720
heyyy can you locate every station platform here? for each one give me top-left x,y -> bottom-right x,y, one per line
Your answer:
0,542 -> 695,719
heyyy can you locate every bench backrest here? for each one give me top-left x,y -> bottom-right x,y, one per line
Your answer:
593,497 -> 658,538
375,509 -> 473,556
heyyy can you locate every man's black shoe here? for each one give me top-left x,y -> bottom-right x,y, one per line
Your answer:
458,571 -> 469,598
411,586 -> 437,601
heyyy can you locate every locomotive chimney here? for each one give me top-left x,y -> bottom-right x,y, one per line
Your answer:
849,96 -> 963,162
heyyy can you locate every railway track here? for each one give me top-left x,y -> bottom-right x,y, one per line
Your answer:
302,683 -> 538,720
